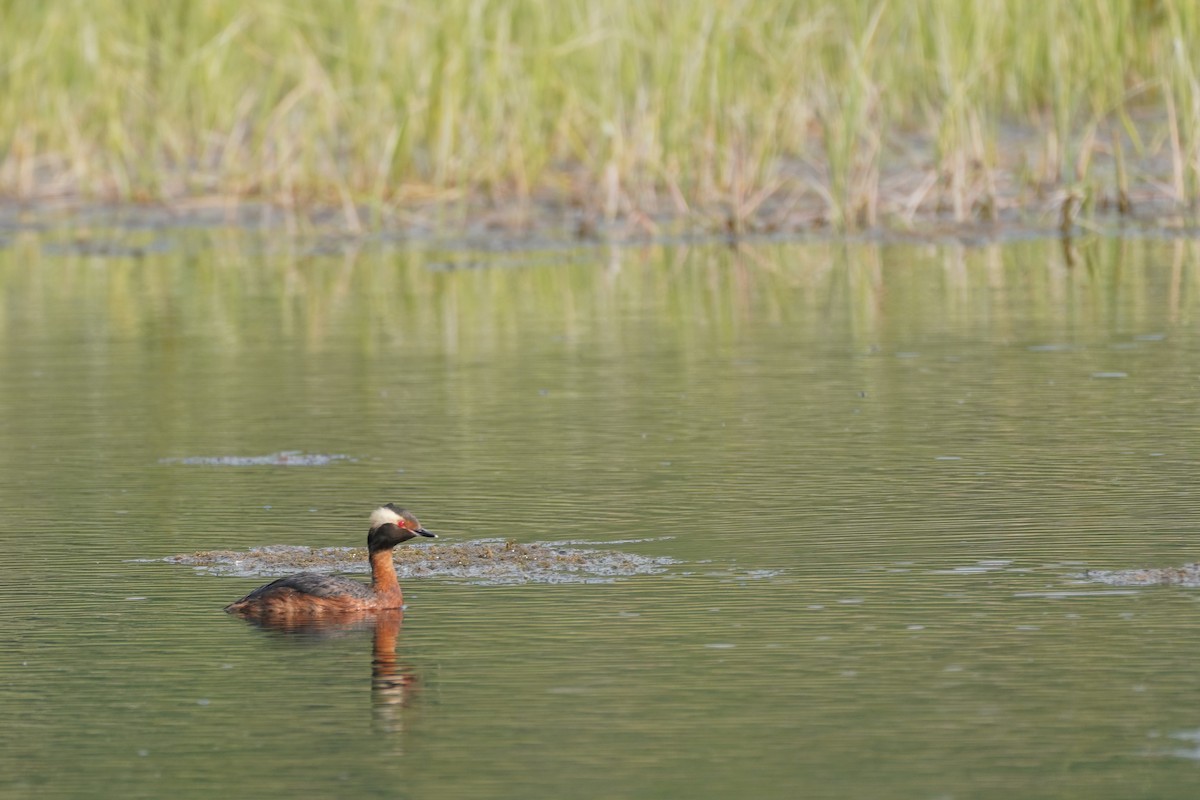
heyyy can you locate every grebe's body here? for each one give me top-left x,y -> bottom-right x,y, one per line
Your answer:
224,504 -> 435,617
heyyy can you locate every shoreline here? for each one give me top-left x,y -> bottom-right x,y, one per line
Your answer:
4,184 -> 1199,251
6,124 -> 1200,248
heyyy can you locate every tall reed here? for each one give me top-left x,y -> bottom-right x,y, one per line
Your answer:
0,1 -> 1198,229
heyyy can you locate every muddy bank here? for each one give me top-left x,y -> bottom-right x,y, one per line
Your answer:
5,131 -> 1200,251
3,195 -> 1195,248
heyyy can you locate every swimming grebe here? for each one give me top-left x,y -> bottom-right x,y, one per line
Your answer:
224,504 -> 436,616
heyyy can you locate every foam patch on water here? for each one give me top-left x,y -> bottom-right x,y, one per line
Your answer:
930,559 -> 1014,575
1144,729 -> 1200,761
159,451 -> 356,466
1013,590 -> 1140,598
538,536 -> 676,546
160,540 -> 678,585
1080,563 -> 1200,587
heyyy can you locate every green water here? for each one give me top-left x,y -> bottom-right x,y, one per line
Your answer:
3,231 -> 1200,799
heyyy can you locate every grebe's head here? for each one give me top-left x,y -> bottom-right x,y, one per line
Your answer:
368,503 -> 436,550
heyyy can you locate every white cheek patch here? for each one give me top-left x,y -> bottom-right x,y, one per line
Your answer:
369,506 -> 404,529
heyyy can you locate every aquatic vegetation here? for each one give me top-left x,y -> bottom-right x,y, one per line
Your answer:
164,540 -> 677,584
3,2 -> 1200,233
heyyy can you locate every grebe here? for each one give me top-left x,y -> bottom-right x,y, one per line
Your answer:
224,504 -> 436,616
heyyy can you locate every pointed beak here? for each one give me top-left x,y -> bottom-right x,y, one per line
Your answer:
415,527 -> 436,538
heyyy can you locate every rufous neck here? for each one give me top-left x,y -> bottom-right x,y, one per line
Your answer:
369,548 -> 402,600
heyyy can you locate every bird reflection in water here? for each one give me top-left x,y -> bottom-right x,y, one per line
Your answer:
228,607 -> 417,735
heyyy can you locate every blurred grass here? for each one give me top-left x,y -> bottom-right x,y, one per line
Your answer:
1,1 -> 1199,230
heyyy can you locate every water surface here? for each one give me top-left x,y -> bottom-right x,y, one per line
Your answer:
3,231 -> 1200,798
